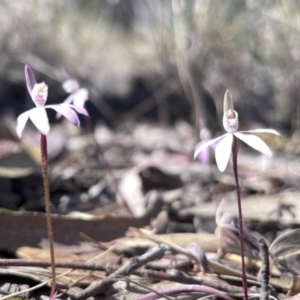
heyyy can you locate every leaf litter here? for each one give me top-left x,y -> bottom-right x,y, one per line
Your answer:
0,120 -> 298,299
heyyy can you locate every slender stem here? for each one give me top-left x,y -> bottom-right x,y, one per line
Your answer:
83,115 -> 133,216
40,134 -> 56,297
231,139 -> 248,300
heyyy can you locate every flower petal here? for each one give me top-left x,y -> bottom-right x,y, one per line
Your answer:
69,104 -> 89,117
239,128 -> 281,137
196,144 -> 210,164
16,110 -> 32,138
63,94 -> 75,105
194,135 -> 225,159
25,65 -> 36,93
56,94 -> 74,119
215,133 -> 233,172
29,107 -> 50,135
73,88 -> 89,108
47,104 -> 80,126
234,132 -> 272,157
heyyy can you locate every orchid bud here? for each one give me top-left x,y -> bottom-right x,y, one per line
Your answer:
199,127 -> 211,141
31,82 -> 48,107
63,79 -> 79,93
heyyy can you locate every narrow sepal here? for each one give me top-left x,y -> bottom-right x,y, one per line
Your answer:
223,89 -> 234,113
239,128 -> 281,137
194,134 -> 225,159
47,104 -> 80,126
25,65 -> 36,93
234,132 -> 273,157
16,110 -> 32,138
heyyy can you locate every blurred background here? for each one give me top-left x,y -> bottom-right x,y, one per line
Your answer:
1,0 -> 300,134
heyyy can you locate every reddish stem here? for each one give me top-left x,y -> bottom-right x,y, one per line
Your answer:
40,134 -> 56,297
231,138 -> 248,300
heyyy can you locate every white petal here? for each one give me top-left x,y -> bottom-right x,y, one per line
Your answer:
239,128 -> 281,137
69,104 -> 89,116
215,133 -> 233,172
29,107 -> 50,135
234,132 -> 272,157
194,134 -> 225,159
73,88 -> 89,108
56,94 -> 74,119
63,94 -> 75,105
16,110 -> 32,138
47,104 -> 80,126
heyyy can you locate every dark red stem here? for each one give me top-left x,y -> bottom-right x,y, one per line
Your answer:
40,134 -> 56,297
232,138 -> 248,300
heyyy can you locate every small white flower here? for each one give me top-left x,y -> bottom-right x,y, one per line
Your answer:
194,90 -> 281,172
62,78 -> 89,109
16,65 -> 89,138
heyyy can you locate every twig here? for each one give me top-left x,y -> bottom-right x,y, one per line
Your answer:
0,258 -> 243,293
136,269 -> 243,293
70,244 -> 166,300
135,284 -> 235,300
258,238 -> 270,300
0,259 -> 106,271
130,227 -> 257,281
130,228 -> 203,269
123,278 -> 173,300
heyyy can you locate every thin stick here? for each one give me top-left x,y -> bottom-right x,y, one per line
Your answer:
40,134 -> 56,297
135,284 -> 235,300
258,238 -> 270,300
231,139 -> 248,300
71,244 -> 166,300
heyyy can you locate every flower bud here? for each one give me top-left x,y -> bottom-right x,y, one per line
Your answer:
200,127 -> 212,141
63,79 -> 80,94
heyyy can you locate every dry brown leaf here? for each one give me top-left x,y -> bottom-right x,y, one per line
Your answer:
0,199 -> 162,252
269,228 -> 300,274
16,246 -> 80,261
179,191 -> 300,224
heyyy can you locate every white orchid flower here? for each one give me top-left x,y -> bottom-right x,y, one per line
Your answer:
194,90 -> 281,172
16,65 -> 89,137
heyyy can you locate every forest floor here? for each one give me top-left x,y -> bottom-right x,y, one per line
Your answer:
0,119 -> 298,300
